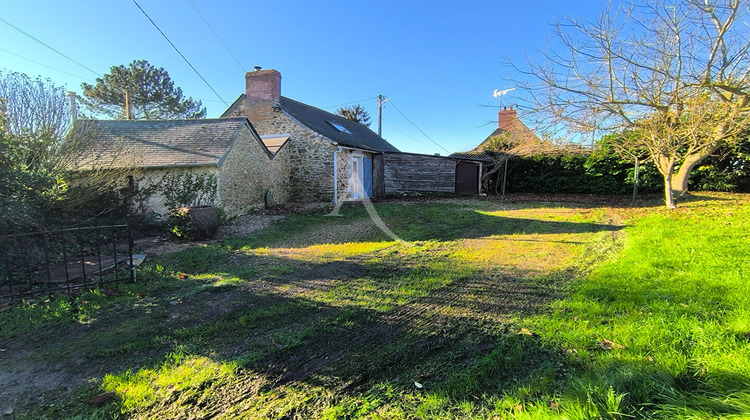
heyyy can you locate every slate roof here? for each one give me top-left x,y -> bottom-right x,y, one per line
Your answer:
75,118 -> 255,170
223,94 -> 400,153
279,97 -> 399,152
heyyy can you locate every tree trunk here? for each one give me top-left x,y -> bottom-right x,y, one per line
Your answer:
664,176 -> 676,209
657,155 -> 677,209
670,145 -> 721,197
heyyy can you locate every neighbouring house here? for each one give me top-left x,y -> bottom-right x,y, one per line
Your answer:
221,67 -> 400,203
452,107 -> 544,159
75,118 -> 291,217
451,107 -> 549,193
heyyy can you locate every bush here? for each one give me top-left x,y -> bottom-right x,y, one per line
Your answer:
167,206 -> 220,240
688,140 -> 750,192
0,72 -> 132,234
503,150 -> 662,195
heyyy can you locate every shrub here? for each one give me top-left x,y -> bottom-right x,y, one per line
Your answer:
503,151 -> 662,195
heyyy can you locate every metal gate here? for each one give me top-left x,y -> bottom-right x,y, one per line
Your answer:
1,225 -> 134,300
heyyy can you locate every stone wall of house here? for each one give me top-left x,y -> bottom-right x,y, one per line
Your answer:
218,126 -> 292,216
336,148 -> 352,201
129,167 -> 220,217
125,127 -> 295,218
225,108 -> 336,203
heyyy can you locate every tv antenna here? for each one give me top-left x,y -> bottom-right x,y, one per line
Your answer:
493,87 -> 515,106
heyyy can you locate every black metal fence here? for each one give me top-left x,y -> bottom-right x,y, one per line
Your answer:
0,225 -> 134,300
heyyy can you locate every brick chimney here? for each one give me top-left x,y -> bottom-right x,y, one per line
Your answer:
498,107 -> 517,129
242,67 -> 281,121
245,67 -> 281,103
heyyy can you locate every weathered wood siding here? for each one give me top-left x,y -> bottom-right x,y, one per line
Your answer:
372,154 -> 386,197
383,152 -> 457,194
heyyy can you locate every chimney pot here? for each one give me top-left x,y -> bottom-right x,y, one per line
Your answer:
254,66 -> 262,71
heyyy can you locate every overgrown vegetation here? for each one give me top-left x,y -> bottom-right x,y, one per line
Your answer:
1,196 -> 748,419
0,71 -> 131,234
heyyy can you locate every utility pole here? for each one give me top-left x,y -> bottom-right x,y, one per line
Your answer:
65,91 -> 78,123
377,94 -> 385,137
124,88 -> 133,120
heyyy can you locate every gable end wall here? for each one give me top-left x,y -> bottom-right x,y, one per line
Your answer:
218,125 -> 292,216
225,107 -> 335,203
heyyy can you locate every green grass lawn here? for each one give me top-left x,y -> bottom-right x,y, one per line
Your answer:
1,194 -> 749,419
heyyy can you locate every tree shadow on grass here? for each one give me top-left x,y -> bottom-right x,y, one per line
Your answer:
8,238 -> 745,418
0,241 -> 571,418
19,198 -> 748,418
225,201 -> 625,249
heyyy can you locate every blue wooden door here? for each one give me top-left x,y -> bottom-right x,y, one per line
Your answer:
362,156 -> 373,198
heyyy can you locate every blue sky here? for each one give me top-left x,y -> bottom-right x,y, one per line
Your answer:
0,0 -> 612,155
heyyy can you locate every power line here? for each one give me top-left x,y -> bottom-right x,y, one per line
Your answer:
132,0 -> 229,106
382,120 -> 429,148
0,47 -> 95,81
186,0 -> 246,73
322,96 -> 379,110
387,99 -> 451,154
0,17 -> 101,78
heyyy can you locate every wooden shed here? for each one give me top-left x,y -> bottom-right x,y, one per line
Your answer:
377,151 -> 484,196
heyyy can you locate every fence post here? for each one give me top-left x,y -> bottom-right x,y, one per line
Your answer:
78,227 -> 88,288
43,233 -> 53,294
94,225 -> 104,287
128,224 -> 135,283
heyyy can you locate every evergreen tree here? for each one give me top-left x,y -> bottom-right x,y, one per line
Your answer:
337,104 -> 371,127
82,60 -> 206,120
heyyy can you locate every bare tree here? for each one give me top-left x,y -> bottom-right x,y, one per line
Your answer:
0,71 -> 78,170
512,0 -> 750,208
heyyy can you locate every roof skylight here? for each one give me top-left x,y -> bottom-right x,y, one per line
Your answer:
327,121 -> 352,134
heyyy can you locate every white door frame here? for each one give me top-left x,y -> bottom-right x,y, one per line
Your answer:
348,152 -> 365,200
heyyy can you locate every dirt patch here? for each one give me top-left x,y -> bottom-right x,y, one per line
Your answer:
1,199 -> 626,418
264,271 -> 559,387
217,214 -> 284,239
130,213 -> 285,258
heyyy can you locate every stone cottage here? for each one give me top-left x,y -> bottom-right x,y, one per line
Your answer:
221,68 -> 400,203
78,69 -> 487,218
76,118 -> 291,217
